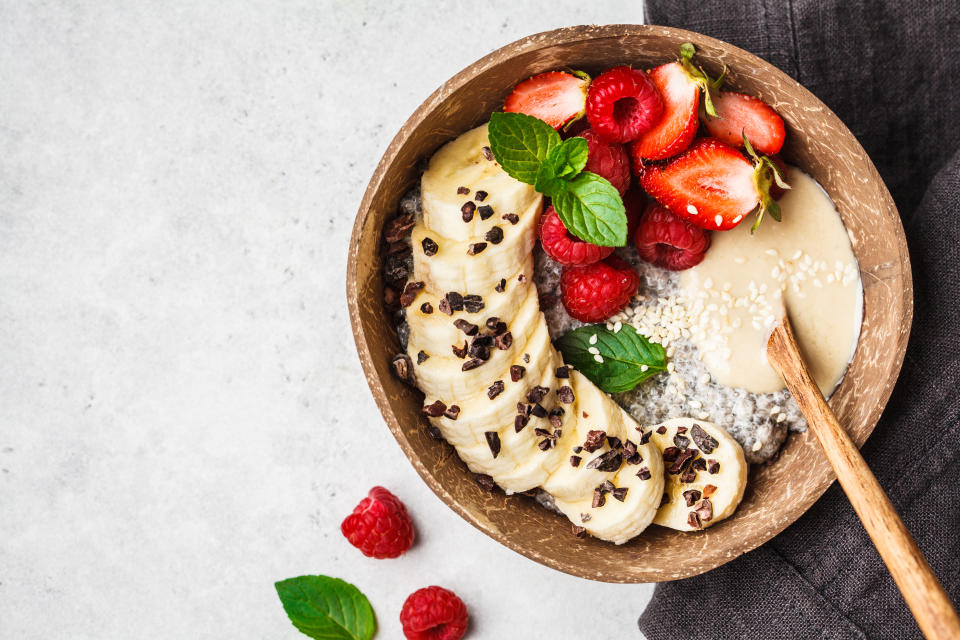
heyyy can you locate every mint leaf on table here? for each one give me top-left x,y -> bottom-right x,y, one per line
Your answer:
488,111 -> 561,185
275,575 -> 376,640
551,171 -> 628,247
535,136 -> 589,197
556,325 -> 667,393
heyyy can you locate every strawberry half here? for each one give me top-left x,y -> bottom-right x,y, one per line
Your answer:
628,62 -> 700,163
702,91 -> 786,155
638,137 -> 789,232
504,71 -> 590,130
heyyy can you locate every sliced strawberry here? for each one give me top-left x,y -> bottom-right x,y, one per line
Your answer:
635,203 -> 711,271
628,62 -> 699,164
639,137 -> 785,231
702,91 -> 785,155
504,71 -> 590,130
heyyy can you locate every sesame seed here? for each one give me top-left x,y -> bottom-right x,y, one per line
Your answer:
777,413 -> 787,423
588,346 -> 600,355
733,214 -> 743,223
752,440 -> 762,451
593,354 -> 604,364
589,333 -> 598,345
613,321 -> 622,333
687,204 -> 698,215
714,214 -> 723,227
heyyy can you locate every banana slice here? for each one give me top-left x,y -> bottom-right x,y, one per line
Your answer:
411,195 -> 541,295
648,418 -> 748,531
453,350 -> 569,493
542,371 -> 626,501
553,406 -> 665,545
421,123 -> 542,243
425,320 -> 556,449
409,289 -> 546,401
404,255 -> 532,356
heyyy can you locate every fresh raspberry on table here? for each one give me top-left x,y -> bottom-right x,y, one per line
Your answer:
560,256 -> 640,322
340,486 -> 414,559
538,205 -> 614,267
634,203 -> 711,271
400,585 -> 469,640
580,128 -> 631,195
585,66 -> 663,143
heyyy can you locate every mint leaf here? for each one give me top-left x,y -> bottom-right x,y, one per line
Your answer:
488,112 -> 561,185
552,172 -> 627,247
275,575 -> 376,640
556,325 -> 667,393
535,136 -> 589,197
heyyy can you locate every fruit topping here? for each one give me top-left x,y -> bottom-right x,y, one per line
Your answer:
340,486 -> 415,559
400,586 -> 469,640
585,66 -> 663,143
560,256 -> 640,322
622,186 -> 646,239
701,90 -> 786,156
539,205 -> 614,266
628,61 -> 700,162
638,137 -> 789,232
634,203 -> 711,271
504,70 -> 590,130
580,128 -> 631,195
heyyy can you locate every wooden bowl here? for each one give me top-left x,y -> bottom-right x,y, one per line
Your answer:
346,24 -> 912,582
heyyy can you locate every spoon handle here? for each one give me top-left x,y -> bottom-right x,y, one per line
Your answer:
767,316 -> 960,640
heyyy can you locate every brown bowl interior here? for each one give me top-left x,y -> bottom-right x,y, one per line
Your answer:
346,25 -> 912,582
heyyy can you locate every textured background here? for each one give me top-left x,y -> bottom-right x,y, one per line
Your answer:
0,2 -> 655,638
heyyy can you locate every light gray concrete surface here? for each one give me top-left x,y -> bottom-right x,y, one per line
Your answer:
0,2 -> 654,638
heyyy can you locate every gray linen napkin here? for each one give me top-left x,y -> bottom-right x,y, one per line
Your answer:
639,1 -> 960,638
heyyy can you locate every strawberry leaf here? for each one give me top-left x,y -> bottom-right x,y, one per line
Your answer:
556,325 -> 667,393
552,172 -> 627,247
535,136 -> 589,196
275,575 -> 376,640
488,112 -> 561,185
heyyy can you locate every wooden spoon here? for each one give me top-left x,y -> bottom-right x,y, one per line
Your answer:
767,312 -> 960,640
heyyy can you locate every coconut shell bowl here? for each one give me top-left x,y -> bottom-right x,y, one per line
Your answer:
346,24 -> 912,582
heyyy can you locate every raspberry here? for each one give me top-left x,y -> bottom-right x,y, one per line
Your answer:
340,486 -> 414,559
622,186 -> 646,240
561,256 -> 640,322
538,206 -> 614,267
580,128 -> 631,195
400,586 -> 469,640
634,203 -> 711,271
585,66 -> 664,143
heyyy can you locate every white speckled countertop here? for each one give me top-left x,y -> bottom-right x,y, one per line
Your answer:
0,2 -> 653,638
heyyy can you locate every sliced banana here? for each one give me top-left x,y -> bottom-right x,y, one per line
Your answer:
453,350 -> 569,493
409,290 -> 546,401
542,371 -> 626,502
425,321 -> 556,449
648,418 -> 748,531
411,195 -> 541,295
553,405 -> 665,545
405,255 -> 532,355
421,123 -> 542,243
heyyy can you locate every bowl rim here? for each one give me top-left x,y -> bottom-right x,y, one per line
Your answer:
346,23 -> 913,582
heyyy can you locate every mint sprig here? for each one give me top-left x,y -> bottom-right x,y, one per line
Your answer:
556,325 -> 667,393
488,112 -> 627,247
275,575 -> 376,640
488,112 -> 559,185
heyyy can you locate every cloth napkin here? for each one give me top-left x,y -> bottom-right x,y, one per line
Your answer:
639,1 -> 960,638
